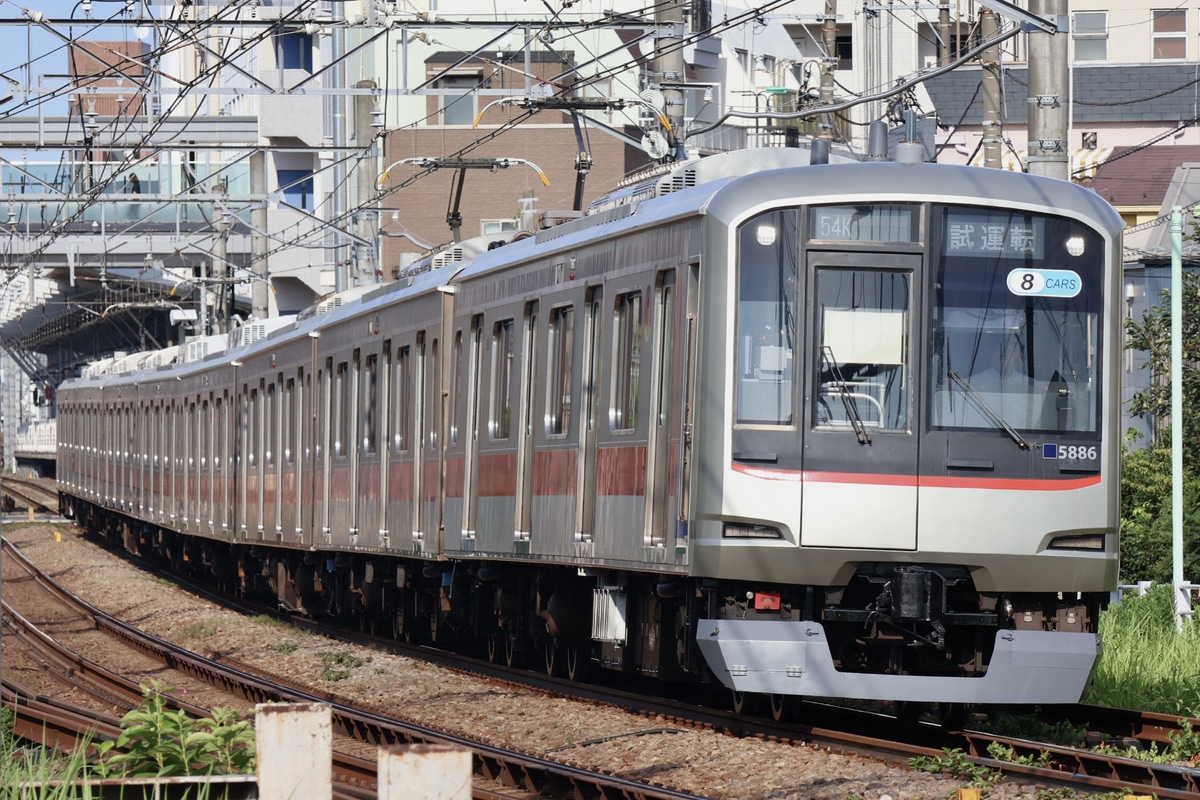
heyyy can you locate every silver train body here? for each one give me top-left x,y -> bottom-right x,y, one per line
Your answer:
56,148 -> 1123,705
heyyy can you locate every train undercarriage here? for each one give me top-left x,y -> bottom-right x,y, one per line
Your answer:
65,498 -> 1105,709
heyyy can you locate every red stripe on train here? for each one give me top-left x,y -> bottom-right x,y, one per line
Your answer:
731,462 -> 1101,491
597,445 -> 646,496
534,449 -> 577,496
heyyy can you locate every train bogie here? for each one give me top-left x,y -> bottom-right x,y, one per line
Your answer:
57,145 -> 1123,707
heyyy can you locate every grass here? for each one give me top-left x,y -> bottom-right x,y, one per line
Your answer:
1085,584 -> 1200,717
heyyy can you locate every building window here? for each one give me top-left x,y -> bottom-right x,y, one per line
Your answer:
481,218 -> 519,237
278,169 -> 313,211
735,49 -> 750,75
438,74 -> 479,125
275,31 -> 313,73
1073,12 -> 1107,61
1152,9 -> 1186,60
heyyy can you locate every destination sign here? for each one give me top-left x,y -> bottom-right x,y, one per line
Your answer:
944,213 -> 1044,259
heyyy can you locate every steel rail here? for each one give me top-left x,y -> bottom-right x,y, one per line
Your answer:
2,535 -> 713,800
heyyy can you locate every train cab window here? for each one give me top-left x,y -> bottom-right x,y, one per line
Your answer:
929,207 -> 1103,435
737,209 -> 798,426
814,269 -> 910,431
546,306 -> 574,437
490,319 -> 516,440
393,346 -> 412,454
611,292 -> 642,432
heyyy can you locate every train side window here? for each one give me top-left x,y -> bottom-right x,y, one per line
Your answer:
265,381 -> 276,467
736,209 -> 797,426
283,378 -> 295,464
450,330 -> 462,447
469,318 -> 484,441
814,269 -> 910,432
546,305 -> 574,437
247,389 -> 257,469
426,337 -> 440,451
610,292 -> 642,432
363,353 -> 378,456
219,395 -> 229,473
393,346 -> 412,454
203,398 -> 213,472
490,319 -> 515,440
334,361 -> 349,459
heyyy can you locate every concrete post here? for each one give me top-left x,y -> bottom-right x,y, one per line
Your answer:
980,9 -> 1002,170
250,150 -> 269,320
377,744 -> 471,800
255,703 -> 332,799
1026,0 -> 1069,181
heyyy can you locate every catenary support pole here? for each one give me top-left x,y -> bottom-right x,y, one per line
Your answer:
1026,0 -> 1068,181
1171,206 -> 1191,630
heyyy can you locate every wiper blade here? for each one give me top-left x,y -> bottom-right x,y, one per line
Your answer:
821,345 -> 871,445
948,371 -> 1031,450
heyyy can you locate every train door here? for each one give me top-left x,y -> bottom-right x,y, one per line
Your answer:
645,271 -> 678,550
421,335 -> 440,549
387,342 -> 417,550
800,253 -> 919,550
575,288 -> 602,546
357,350 -> 382,546
281,374 -> 297,540
218,391 -> 231,534
462,318 -> 484,546
515,301 -> 538,543
266,379 -> 280,538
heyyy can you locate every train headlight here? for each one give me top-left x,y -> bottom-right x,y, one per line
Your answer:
756,225 -> 777,246
1047,533 -> 1106,551
1065,236 -> 1085,257
722,523 -> 783,539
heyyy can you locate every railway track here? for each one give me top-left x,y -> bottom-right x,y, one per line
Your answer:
1,475 -> 59,515
1,535 -> 714,800
9,529 -> 1200,799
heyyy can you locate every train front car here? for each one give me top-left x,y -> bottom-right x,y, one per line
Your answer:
692,162 -> 1122,705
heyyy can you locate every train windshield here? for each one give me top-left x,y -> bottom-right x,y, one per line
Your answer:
929,206 -> 1104,436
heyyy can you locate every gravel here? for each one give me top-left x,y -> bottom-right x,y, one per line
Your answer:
2,519 -> 1061,799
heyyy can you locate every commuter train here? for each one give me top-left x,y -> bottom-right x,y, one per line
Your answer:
56,141 -> 1123,714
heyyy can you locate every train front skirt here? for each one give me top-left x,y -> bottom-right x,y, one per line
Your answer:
694,620 -> 1101,704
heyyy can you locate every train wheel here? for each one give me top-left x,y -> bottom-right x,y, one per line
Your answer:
504,632 -> 522,668
769,693 -> 789,722
565,645 -> 588,682
938,702 -> 968,730
486,631 -> 501,663
731,690 -> 759,716
543,641 -> 559,677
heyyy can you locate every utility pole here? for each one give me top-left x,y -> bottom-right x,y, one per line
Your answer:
655,0 -> 686,159
355,79 -> 379,284
1026,0 -> 1069,181
250,150 -> 269,320
938,0 -> 952,66
332,22 -> 350,291
817,0 -> 838,142
980,9 -> 1003,169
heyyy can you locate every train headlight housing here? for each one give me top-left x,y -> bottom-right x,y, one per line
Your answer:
1065,236 -> 1085,257
1047,533 -> 1106,551
756,224 -> 777,246
722,523 -> 783,539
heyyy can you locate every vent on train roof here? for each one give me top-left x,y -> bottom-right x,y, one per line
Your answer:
432,247 -> 464,268
661,168 -> 698,194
